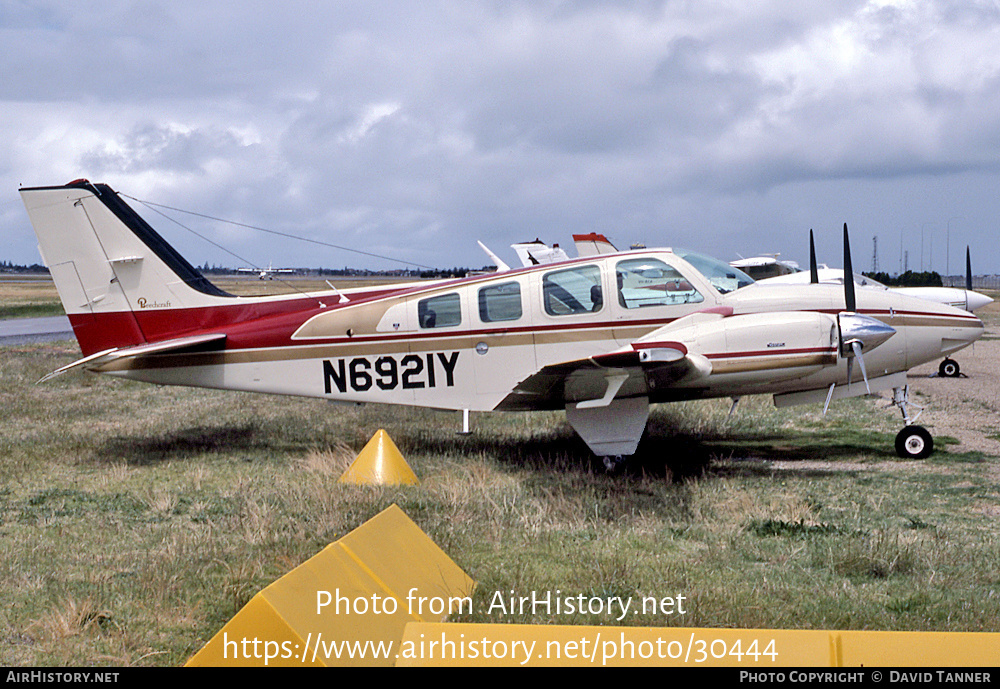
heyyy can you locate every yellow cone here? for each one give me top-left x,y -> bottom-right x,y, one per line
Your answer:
339,429 -> 419,485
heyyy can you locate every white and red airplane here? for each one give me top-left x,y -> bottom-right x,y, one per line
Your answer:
19,180 -> 985,466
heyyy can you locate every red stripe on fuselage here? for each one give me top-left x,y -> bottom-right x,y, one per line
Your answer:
68,285 -> 404,356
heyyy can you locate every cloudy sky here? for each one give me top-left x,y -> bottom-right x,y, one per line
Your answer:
3,0 -> 1000,275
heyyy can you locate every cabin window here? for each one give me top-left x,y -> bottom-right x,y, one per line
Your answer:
478,281 -> 522,323
615,258 -> 704,308
542,265 -> 603,316
418,292 -> 461,328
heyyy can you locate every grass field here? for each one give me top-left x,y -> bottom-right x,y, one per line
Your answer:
2,278 -> 999,666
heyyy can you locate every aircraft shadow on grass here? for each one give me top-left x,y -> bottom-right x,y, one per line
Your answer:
90,410 -> 896,479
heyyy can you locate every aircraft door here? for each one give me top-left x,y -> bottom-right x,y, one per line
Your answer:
406,289 -> 475,409
471,278 -> 537,401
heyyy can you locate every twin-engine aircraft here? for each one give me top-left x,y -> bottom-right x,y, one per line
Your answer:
236,262 -> 296,280
752,232 -> 992,379
19,181 -> 985,467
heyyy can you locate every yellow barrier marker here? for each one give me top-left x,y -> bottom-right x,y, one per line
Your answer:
835,629 -> 1000,667
396,622 -> 1000,667
184,502 -> 1000,668
186,504 -> 474,667
339,429 -> 419,485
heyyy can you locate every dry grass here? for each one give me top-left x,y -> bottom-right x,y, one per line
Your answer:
1,288 -> 999,665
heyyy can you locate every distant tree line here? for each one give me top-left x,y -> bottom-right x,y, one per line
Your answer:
419,267 -> 479,278
863,271 -> 943,287
0,259 -> 485,278
0,260 -> 48,274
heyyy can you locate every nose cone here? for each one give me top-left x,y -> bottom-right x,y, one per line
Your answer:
839,313 -> 896,354
966,290 -> 993,312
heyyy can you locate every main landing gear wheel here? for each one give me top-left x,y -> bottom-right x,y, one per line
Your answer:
600,455 -> 626,473
938,358 -> 961,378
895,425 -> 933,459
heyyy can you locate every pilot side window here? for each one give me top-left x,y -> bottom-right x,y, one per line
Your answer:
542,265 -> 603,316
418,292 -> 462,328
478,282 -> 522,323
615,258 -> 704,308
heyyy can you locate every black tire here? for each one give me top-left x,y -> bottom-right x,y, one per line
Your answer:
895,425 -> 933,459
939,359 -> 960,378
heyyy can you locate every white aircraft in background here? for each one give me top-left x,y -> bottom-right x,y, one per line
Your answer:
730,254 -> 800,280
20,181 -> 985,467
756,232 -> 993,378
236,262 -> 296,280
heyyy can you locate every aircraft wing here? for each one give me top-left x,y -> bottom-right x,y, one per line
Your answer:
494,322 -> 716,412
495,308 -> 844,412
494,348 -> 701,411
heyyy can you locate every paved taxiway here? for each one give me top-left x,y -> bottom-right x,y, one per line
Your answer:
0,316 -> 72,345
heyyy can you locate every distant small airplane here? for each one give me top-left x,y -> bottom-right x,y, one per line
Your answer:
236,262 -> 296,280
19,181 -> 985,466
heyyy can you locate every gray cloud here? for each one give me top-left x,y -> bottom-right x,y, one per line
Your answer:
4,1 -> 1000,273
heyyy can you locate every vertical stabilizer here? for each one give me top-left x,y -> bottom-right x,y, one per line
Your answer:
19,180 -> 233,355
573,233 -> 619,257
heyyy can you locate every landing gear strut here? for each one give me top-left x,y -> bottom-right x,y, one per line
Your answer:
889,385 -> 933,459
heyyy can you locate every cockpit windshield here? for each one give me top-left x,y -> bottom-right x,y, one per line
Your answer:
673,249 -> 755,294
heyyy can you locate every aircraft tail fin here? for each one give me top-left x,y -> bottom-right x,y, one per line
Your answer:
573,233 -> 618,257
19,180 -> 234,356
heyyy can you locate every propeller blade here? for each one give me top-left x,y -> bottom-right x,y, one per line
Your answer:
837,312 -> 896,395
843,223 -> 856,313
809,229 -> 819,284
851,340 -> 871,394
966,246 -> 972,292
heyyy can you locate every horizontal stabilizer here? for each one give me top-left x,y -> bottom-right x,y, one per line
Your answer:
38,332 -> 227,383
37,347 -> 119,383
